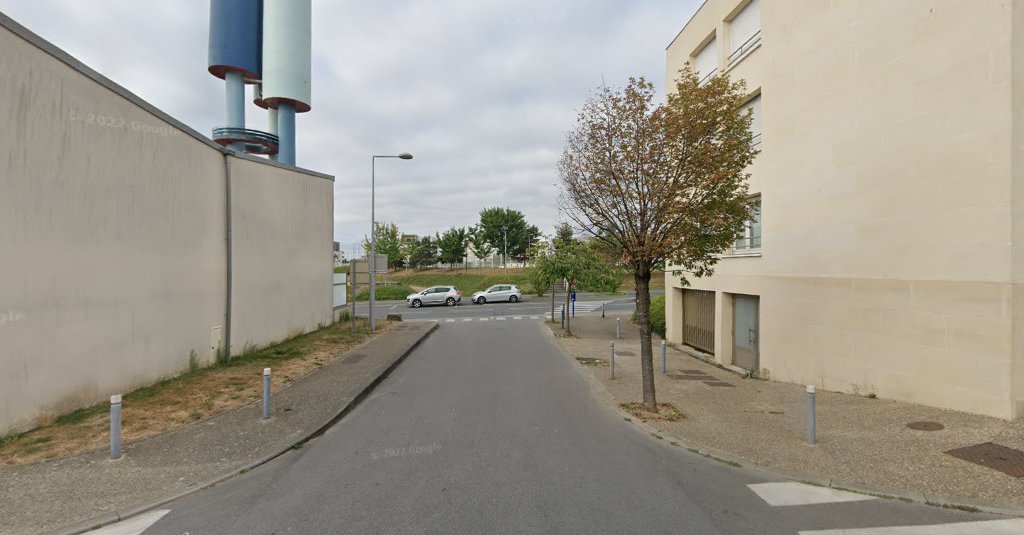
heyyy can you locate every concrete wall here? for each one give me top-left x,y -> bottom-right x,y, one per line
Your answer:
0,15 -> 333,433
665,0 -> 1023,418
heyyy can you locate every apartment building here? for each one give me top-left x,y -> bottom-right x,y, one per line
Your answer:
664,0 -> 1024,419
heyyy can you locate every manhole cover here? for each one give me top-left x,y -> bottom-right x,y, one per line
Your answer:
668,374 -> 713,381
946,442 -> 1024,478
703,381 -> 735,388
344,353 -> 367,364
907,421 -> 944,431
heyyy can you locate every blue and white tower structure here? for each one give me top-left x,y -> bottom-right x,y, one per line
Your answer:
208,0 -> 312,165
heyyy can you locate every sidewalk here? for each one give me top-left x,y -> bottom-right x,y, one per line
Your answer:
0,321 -> 437,535
551,313 -> 1024,514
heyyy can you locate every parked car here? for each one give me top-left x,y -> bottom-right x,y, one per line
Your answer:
472,284 -> 522,304
406,286 -> 462,308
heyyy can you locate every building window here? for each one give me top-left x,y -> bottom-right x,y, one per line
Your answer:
694,36 -> 717,86
734,195 -> 761,251
727,0 -> 761,65
742,94 -> 761,148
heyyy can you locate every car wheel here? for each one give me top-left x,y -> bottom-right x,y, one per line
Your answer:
411,299 -> 422,308
446,297 -> 456,306
509,295 -> 519,303
477,297 -> 486,304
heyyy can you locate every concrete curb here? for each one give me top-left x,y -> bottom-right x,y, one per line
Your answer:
547,325 -> 1024,520
44,321 -> 439,535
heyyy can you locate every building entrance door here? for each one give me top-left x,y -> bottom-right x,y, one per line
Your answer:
733,295 -> 759,371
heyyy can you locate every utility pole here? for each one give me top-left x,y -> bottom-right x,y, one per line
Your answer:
503,227 -> 508,275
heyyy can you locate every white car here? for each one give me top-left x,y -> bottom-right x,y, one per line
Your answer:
472,284 -> 522,304
406,286 -> 462,308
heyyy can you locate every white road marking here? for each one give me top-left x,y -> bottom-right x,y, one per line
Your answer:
513,316 -> 523,320
495,317 -> 506,321
798,519 -> 1024,534
389,305 -> 397,310
462,318 -> 473,322
479,318 -> 488,321
83,509 -> 170,535
748,482 -> 875,506
529,316 -> 538,319
445,319 -> 455,323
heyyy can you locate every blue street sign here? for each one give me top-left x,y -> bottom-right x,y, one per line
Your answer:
571,292 -> 576,302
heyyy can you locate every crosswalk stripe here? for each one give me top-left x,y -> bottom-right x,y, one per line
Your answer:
513,316 -> 523,320
529,316 -> 538,319
495,317 -> 505,321
798,519 -> 1024,534
479,318 -> 488,321
444,319 -> 455,323
83,509 -> 170,534
462,318 -> 472,322
748,482 -> 875,506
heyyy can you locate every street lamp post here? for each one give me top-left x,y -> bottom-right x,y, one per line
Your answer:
370,153 -> 413,334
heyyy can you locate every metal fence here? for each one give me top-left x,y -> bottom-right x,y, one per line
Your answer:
683,289 -> 715,354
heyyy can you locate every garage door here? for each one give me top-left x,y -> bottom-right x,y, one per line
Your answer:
683,289 -> 715,354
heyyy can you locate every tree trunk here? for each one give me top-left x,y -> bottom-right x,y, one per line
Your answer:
634,264 -> 658,412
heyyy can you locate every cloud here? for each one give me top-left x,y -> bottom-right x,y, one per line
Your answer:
1,0 -> 702,254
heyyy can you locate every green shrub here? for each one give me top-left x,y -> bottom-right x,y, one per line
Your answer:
631,294 -> 666,337
338,309 -> 352,323
355,285 -> 415,301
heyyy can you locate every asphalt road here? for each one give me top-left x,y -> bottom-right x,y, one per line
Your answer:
349,291 -> 643,323
114,319 -> 1013,535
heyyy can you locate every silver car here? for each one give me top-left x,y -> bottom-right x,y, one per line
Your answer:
406,286 -> 462,308
472,284 -> 522,304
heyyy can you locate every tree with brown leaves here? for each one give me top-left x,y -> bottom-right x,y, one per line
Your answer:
557,66 -> 758,411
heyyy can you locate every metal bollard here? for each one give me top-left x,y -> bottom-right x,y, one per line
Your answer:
110,394 -> 122,460
602,302 -> 606,318
806,385 -> 816,445
561,307 -> 565,328
610,342 -> 616,380
616,318 -> 620,339
661,340 -> 667,373
262,368 -> 272,420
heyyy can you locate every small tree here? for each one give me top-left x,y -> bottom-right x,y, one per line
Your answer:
554,221 -> 575,245
467,225 -> 494,269
558,68 -> 758,411
437,227 -> 469,269
407,236 -> 438,270
534,241 -> 619,336
362,222 -> 405,270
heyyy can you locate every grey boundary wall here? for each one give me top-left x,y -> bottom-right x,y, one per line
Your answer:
0,11 -> 334,434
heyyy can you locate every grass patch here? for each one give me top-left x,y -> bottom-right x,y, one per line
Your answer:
0,318 -> 387,465
355,285 -> 415,301
391,271 -> 532,295
620,402 -> 685,422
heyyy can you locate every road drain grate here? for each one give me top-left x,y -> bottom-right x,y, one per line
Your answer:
703,381 -> 735,387
945,442 -> 1024,477
344,353 -> 367,364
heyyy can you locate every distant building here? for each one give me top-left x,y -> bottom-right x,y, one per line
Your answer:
664,0 -> 1024,419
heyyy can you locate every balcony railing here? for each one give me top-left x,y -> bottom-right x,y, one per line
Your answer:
698,68 -> 717,87
728,30 -> 761,65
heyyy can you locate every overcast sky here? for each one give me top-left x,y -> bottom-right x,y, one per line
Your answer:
1,0 -> 701,256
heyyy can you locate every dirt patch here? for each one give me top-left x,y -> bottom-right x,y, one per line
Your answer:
576,357 -> 609,367
620,402 -> 685,423
0,319 -> 391,465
